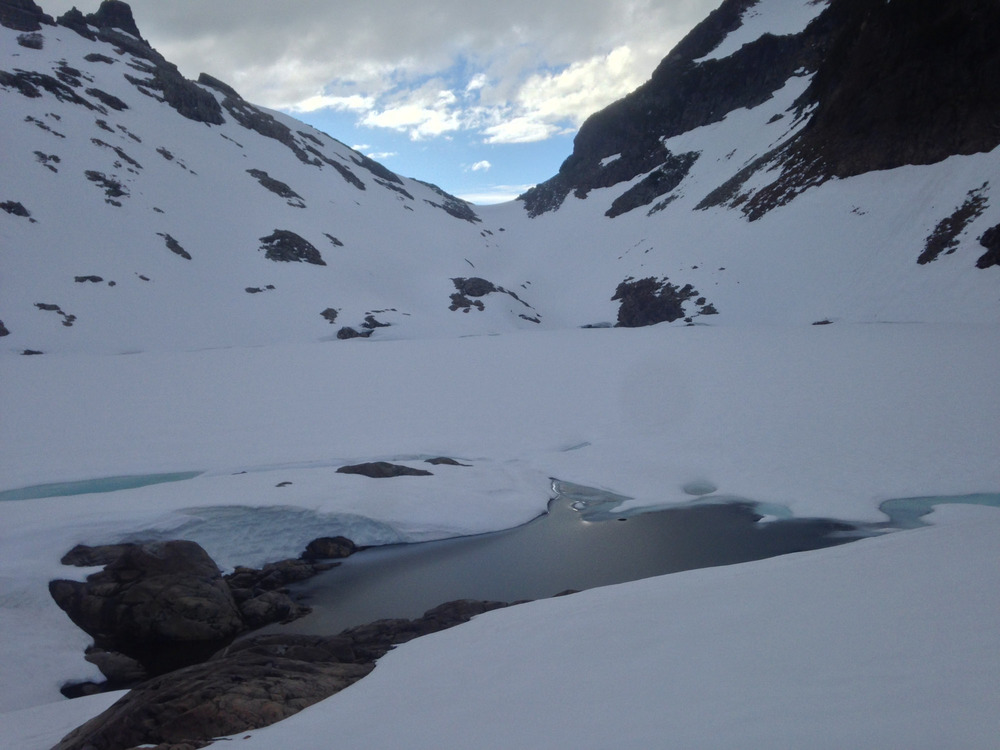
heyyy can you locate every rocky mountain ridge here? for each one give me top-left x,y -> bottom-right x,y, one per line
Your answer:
522,0 -> 1000,223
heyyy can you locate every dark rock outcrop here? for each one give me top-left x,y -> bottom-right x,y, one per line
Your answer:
56,8 -> 94,39
258,229 -> 325,265
0,69 -> 99,109
84,170 -> 127,204
34,301 -> 76,326
452,276 -> 496,297
86,0 -> 143,39
1,200 -> 31,217
246,168 -> 305,207
301,536 -> 358,561
416,180 -> 481,223
49,541 -> 245,676
918,183 -> 990,264
425,456 -> 471,467
52,641 -> 374,750
977,223 -> 1000,269
0,0 -> 53,31
336,326 -> 371,339
605,150 -> 699,218
53,599 -> 507,750
612,276 -> 706,327
125,65 -> 224,125
711,0 -> 1000,220
520,0 -> 820,217
336,461 -> 433,478
17,30 -> 42,47
225,557 -> 335,597
157,232 -> 191,259
522,0 -> 1000,222
85,87 -> 128,111
61,543 -> 133,566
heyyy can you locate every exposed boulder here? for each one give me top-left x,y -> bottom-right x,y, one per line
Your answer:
51,640 -> 374,750
302,535 -> 358,560
225,557 -> 335,595
258,229 -> 325,265
336,326 -> 371,339
53,600 -> 508,750
237,590 -> 309,629
336,461 -> 433,478
48,541 -> 245,675
16,30 -> 42,47
452,276 -> 496,297
60,543 -> 133,566
425,456 -> 471,467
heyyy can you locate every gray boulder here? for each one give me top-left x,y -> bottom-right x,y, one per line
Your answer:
49,541 -> 245,674
52,638 -> 374,750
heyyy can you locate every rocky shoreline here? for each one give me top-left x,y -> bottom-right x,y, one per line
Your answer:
52,594 -> 509,750
49,536 -> 355,694
45,459 -> 516,749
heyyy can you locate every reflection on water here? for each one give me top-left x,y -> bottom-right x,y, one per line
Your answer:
264,480 -> 872,636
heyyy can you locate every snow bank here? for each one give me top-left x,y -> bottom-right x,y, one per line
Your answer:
221,504 -> 1000,750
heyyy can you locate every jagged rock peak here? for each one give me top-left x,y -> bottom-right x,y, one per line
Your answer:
85,0 -> 143,39
0,0 -> 54,31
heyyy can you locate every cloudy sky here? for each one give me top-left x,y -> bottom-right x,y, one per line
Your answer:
45,1 -> 720,203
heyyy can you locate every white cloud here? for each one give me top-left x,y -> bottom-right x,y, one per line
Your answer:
38,1 -> 716,146
469,160 -> 492,171
39,0 -> 718,142
292,93 -> 374,114
482,117 -> 561,145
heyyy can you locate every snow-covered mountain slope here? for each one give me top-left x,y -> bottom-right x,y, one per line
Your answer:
2,0 -> 998,356
0,1 -> 536,354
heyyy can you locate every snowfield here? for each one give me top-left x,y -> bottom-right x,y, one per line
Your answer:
1,323 -> 999,747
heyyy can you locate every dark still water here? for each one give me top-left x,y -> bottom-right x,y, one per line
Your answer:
269,490 -> 869,636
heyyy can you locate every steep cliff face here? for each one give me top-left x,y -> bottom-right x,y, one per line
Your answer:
520,0 -> 830,217
522,0 -> 1000,221
727,0 -> 1000,219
